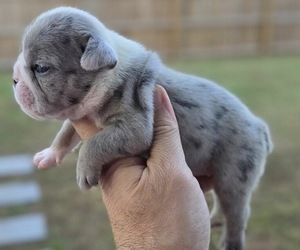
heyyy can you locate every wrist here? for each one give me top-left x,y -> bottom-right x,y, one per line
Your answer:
111,221 -> 157,249
111,219 -> 204,250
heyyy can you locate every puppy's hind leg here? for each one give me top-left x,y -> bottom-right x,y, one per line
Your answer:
214,173 -> 252,250
212,130 -> 269,250
212,151 -> 261,250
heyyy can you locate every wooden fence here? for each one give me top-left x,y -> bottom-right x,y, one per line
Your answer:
1,0 -> 300,69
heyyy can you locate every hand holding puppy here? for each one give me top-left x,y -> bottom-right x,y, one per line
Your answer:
72,86 -> 210,249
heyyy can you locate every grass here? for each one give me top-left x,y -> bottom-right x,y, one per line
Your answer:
1,55 -> 300,249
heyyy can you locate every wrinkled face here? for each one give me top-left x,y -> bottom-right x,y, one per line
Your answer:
13,37 -> 93,120
12,7 -> 117,120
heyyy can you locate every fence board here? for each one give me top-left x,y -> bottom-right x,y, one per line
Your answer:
1,0 -> 300,69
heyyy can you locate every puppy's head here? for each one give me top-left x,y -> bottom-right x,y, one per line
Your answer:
13,7 -> 118,120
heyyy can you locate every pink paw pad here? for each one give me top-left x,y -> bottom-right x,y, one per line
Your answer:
33,148 -> 60,169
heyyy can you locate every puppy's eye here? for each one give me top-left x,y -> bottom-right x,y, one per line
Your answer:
34,64 -> 50,74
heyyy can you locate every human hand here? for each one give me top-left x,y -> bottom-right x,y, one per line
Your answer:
72,85 -> 211,249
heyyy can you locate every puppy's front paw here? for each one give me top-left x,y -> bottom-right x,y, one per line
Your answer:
76,150 -> 102,190
33,148 -> 60,169
76,161 -> 102,190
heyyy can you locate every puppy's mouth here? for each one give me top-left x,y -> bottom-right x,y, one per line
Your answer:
13,81 -> 46,120
13,80 -> 75,120
14,81 -> 35,109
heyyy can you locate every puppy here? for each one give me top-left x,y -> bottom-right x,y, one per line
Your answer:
13,7 -> 272,250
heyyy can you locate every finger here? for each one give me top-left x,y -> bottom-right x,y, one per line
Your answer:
147,85 -> 187,171
71,117 -> 101,141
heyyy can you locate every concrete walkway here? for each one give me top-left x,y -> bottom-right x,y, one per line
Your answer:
0,214 -> 47,247
0,181 -> 41,207
0,154 -> 48,248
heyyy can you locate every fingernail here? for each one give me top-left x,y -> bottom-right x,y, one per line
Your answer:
155,85 -> 176,120
154,85 -> 163,108
162,91 -> 176,119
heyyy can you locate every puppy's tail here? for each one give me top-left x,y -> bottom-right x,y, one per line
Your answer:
264,129 -> 273,154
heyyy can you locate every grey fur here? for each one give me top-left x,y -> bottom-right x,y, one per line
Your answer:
13,7 -> 273,250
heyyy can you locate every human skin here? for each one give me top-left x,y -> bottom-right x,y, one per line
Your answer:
72,86 -> 211,249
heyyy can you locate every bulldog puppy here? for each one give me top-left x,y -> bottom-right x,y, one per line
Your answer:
13,7 -> 272,250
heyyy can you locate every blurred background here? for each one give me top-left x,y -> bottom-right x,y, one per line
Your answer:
0,0 -> 299,249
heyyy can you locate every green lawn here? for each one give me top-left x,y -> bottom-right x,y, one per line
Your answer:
0,56 -> 299,250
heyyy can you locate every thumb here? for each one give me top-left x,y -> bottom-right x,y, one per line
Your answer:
148,85 -> 186,170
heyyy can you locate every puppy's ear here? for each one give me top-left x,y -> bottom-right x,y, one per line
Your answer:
80,36 -> 118,71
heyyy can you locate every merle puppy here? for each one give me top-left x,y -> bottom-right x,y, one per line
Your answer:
13,7 -> 272,250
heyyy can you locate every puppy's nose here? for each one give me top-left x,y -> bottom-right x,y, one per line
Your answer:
13,79 -> 18,86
